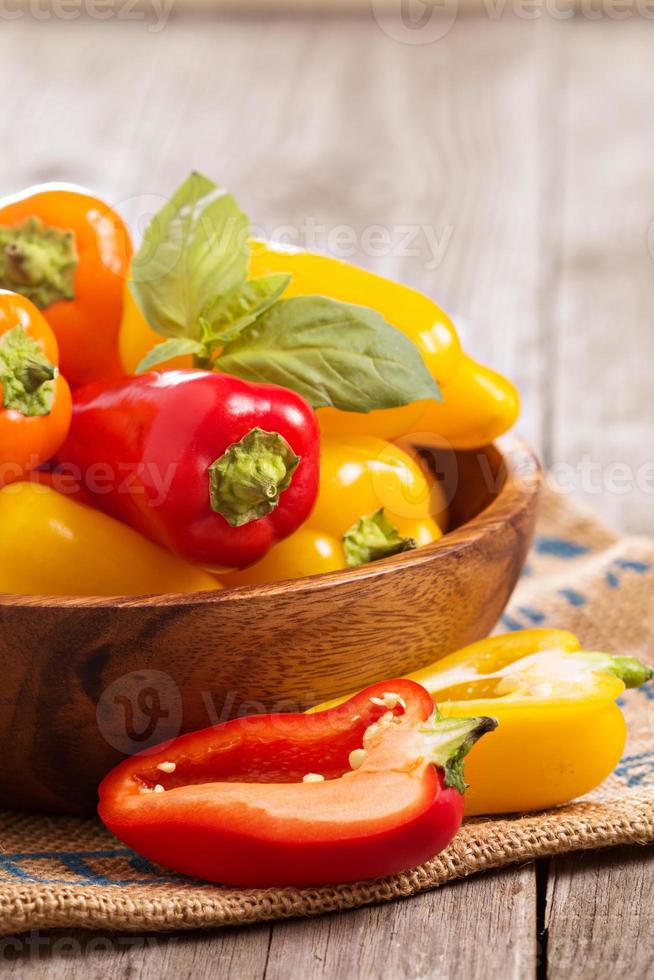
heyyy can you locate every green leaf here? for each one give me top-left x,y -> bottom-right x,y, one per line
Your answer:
216,295 -> 441,412
203,274 -> 291,344
129,171 -> 250,340
343,509 -> 417,567
136,337 -> 205,374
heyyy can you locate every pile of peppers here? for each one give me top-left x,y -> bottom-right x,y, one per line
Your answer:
0,171 -> 649,889
0,171 -> 518,592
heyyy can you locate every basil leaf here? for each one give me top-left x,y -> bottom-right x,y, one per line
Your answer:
204,273 -> 291,344
130,172 -> 250,340
136,337 -> 205,374
216,295 -> 441,411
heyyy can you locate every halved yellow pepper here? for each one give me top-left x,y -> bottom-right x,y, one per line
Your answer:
313,628 -> 653,816
410,629 -> 654,815
119,241 -> 519,448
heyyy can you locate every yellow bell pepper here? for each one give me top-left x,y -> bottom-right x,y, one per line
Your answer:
0,483 -> 221,597
402,352 -> 521,451
119,283 -> 189,377
314,436 -> 447,540
247,240 -> 462,441
223,436 -> 445,586
119,241 -> 519,448
312,628 -> 653,816
222,526 -> 345,587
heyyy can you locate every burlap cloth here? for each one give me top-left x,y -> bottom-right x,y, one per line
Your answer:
0,485 -> 652,936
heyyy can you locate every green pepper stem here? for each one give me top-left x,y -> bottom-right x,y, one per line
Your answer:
192,351 -> 213,370
600,654 -> 653,689
208,427 -> 300,527
343,508 -> 416,568
420,713 -> 498,795
0,325 -> 57,417
0,217 -> 78,309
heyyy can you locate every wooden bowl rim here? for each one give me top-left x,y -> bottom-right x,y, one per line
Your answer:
0,434 -> 541,610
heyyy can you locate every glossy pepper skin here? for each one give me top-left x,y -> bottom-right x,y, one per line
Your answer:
405,352 -> 521,451
224,437 -> 446,586
119,241 -> 519,449
317,629 -> 653,816
314,436 -> 447,542
0,184 -> 131,386
411,629 -> 653,815
98,679 -> 496,888
119,283 -> 189,376
248,242 -> 519,447
0,290 -> 72,486
0,483 -> 220,597
59,370 -> 320,570
222,526 -> 345,587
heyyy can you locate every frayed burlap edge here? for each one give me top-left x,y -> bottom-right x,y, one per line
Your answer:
0,795 -> 651,936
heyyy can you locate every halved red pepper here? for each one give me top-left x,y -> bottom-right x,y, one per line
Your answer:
59,370 -> 319,569
98,680 -> 496,887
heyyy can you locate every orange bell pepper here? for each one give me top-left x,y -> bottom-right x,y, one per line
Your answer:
0,184 -> 131,386
0,291 -> 71,486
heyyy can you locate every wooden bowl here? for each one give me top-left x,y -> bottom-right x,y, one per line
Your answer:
0,434 -> 540,814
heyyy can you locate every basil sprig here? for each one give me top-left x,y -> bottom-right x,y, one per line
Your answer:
132,172 -> 441,411
218,296 -> 439,412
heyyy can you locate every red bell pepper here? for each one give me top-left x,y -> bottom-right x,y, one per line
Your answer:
98,679 -> 496,887
59,370 -> 319,569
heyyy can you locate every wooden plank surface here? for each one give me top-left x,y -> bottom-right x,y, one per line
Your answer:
545,847 -> 654,980
550,23 -> 654,535
264,866 -> 536,980
0,11 -> 651,979
2,923 -> 272,977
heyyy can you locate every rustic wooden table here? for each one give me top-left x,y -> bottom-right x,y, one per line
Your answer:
1,11 -> 653,978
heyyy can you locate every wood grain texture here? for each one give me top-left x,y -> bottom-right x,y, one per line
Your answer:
1,924 -> 271,978
548,23 -> 654,535
545,847 -> 654,980
0,438 -> 539,813
263,865 -> 536,980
